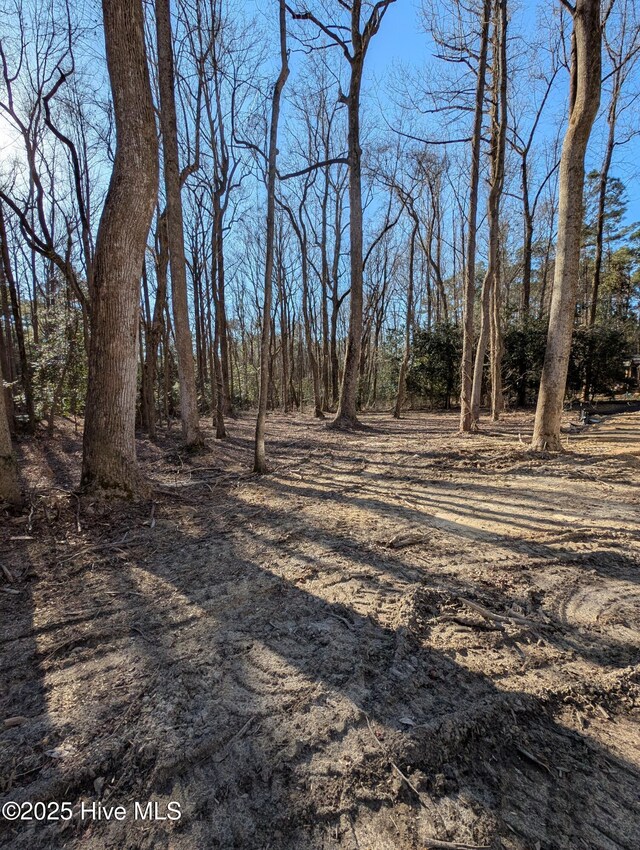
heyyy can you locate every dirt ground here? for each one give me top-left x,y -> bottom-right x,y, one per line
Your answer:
1,408 -> 639,850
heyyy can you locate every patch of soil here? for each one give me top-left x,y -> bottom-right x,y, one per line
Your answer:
1,409 -> 639,849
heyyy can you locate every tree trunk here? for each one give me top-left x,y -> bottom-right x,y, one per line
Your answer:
302,247 -> 324,419
460,0 -> 491,432
491,249 -> 504,419
583,74 -> 619,400
330,184 -> 343,407
0,355 -> 21,505
156,0 -> 203,449
143,213 -> 169,440
520,154 -> 533,319
320,167 -> 331,409
81,0 -> 158,494
211,200 -> 227,438
394,220 -> 417,418
0,203 -> 36,432
470,0 -> 507,429
254,0 -> 289,473
532,0 -> 601,451
332,51 -> 365,428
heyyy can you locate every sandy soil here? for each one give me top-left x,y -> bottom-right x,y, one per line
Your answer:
1,409 -> 639,850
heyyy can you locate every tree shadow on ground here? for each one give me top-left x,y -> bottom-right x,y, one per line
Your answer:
2,412 -> 639,849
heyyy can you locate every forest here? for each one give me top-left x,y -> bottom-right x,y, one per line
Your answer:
1,0 -> 639,848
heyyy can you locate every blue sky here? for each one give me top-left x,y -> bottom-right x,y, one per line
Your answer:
363,0 -> 640,226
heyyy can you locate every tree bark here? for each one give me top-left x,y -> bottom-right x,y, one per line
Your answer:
460,0 -> 491,432
332,56 -> 364,428
81,0 -> 159,494
329,0 -> 395,428
532,0 -> 601,451
254,0 -> 289,473
156,0 -> 203,449
520,154 -> 533,319
330,180 -> 344,407
394,219 -> 418,418
0,355 -> 21,505
491,247 -> 504,419
470,0 -> 507,428
143,213 -> 169,440
0,203 -> 36,432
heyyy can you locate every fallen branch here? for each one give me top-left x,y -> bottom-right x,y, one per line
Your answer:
457,596 -> 538,628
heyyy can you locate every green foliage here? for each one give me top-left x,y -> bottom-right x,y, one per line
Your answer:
568,325 -> 627,399
503,319 -> 548,406
407,320 -> 631,409
583,172 -> 628,251
25,300 -> 87,423
407,323 -> 461,409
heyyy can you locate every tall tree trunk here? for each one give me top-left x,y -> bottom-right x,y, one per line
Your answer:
0,294 -> 14,430
583,73 -> 620,399
330,0 -> 396,427
333,55 -> 364,428
302,247 -> 324,419
0,355 -> 20,505
491,248 -> 504,419
320,168 -> 331,409
0,204 -> 36,432
211,201 -> 227,438
460,0 -> 491,432
254,0 -> 289,473
81,0 -> 158,494
143,213 -> 169,440
278,251 -> 291,413
394,219 -> 417,418
330,184 -> 343,407
532,0 -> 601,451
156,0 -> 203,449
216,229 -> 233,416
470,0 -> 507,428
286,196 -> 325,419
520,154 -> 533,319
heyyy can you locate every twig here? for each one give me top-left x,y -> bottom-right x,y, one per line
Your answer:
44,634 -> 87,660
212,716 -> 255,764
515,745 -> 551,773
364,716 -> 489,849
457,596 -> 538,628
329,613 -> 355,631
364,715 -> 425,803
56,538 -> 144,564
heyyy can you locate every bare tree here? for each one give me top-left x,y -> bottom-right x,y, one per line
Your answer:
0,354 -> 21,504
254,0 -> 289,473
393,216 -> 418,418
81,0 -> 159,493
587,0 -> 639,327
509,27 -> 561,320
532,0 -> 602,451
470,0 -> 508,428
288,0 -> 397,428
156,0 -> 204,449
0,202 -> 35,429
460,0 -> 491,432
